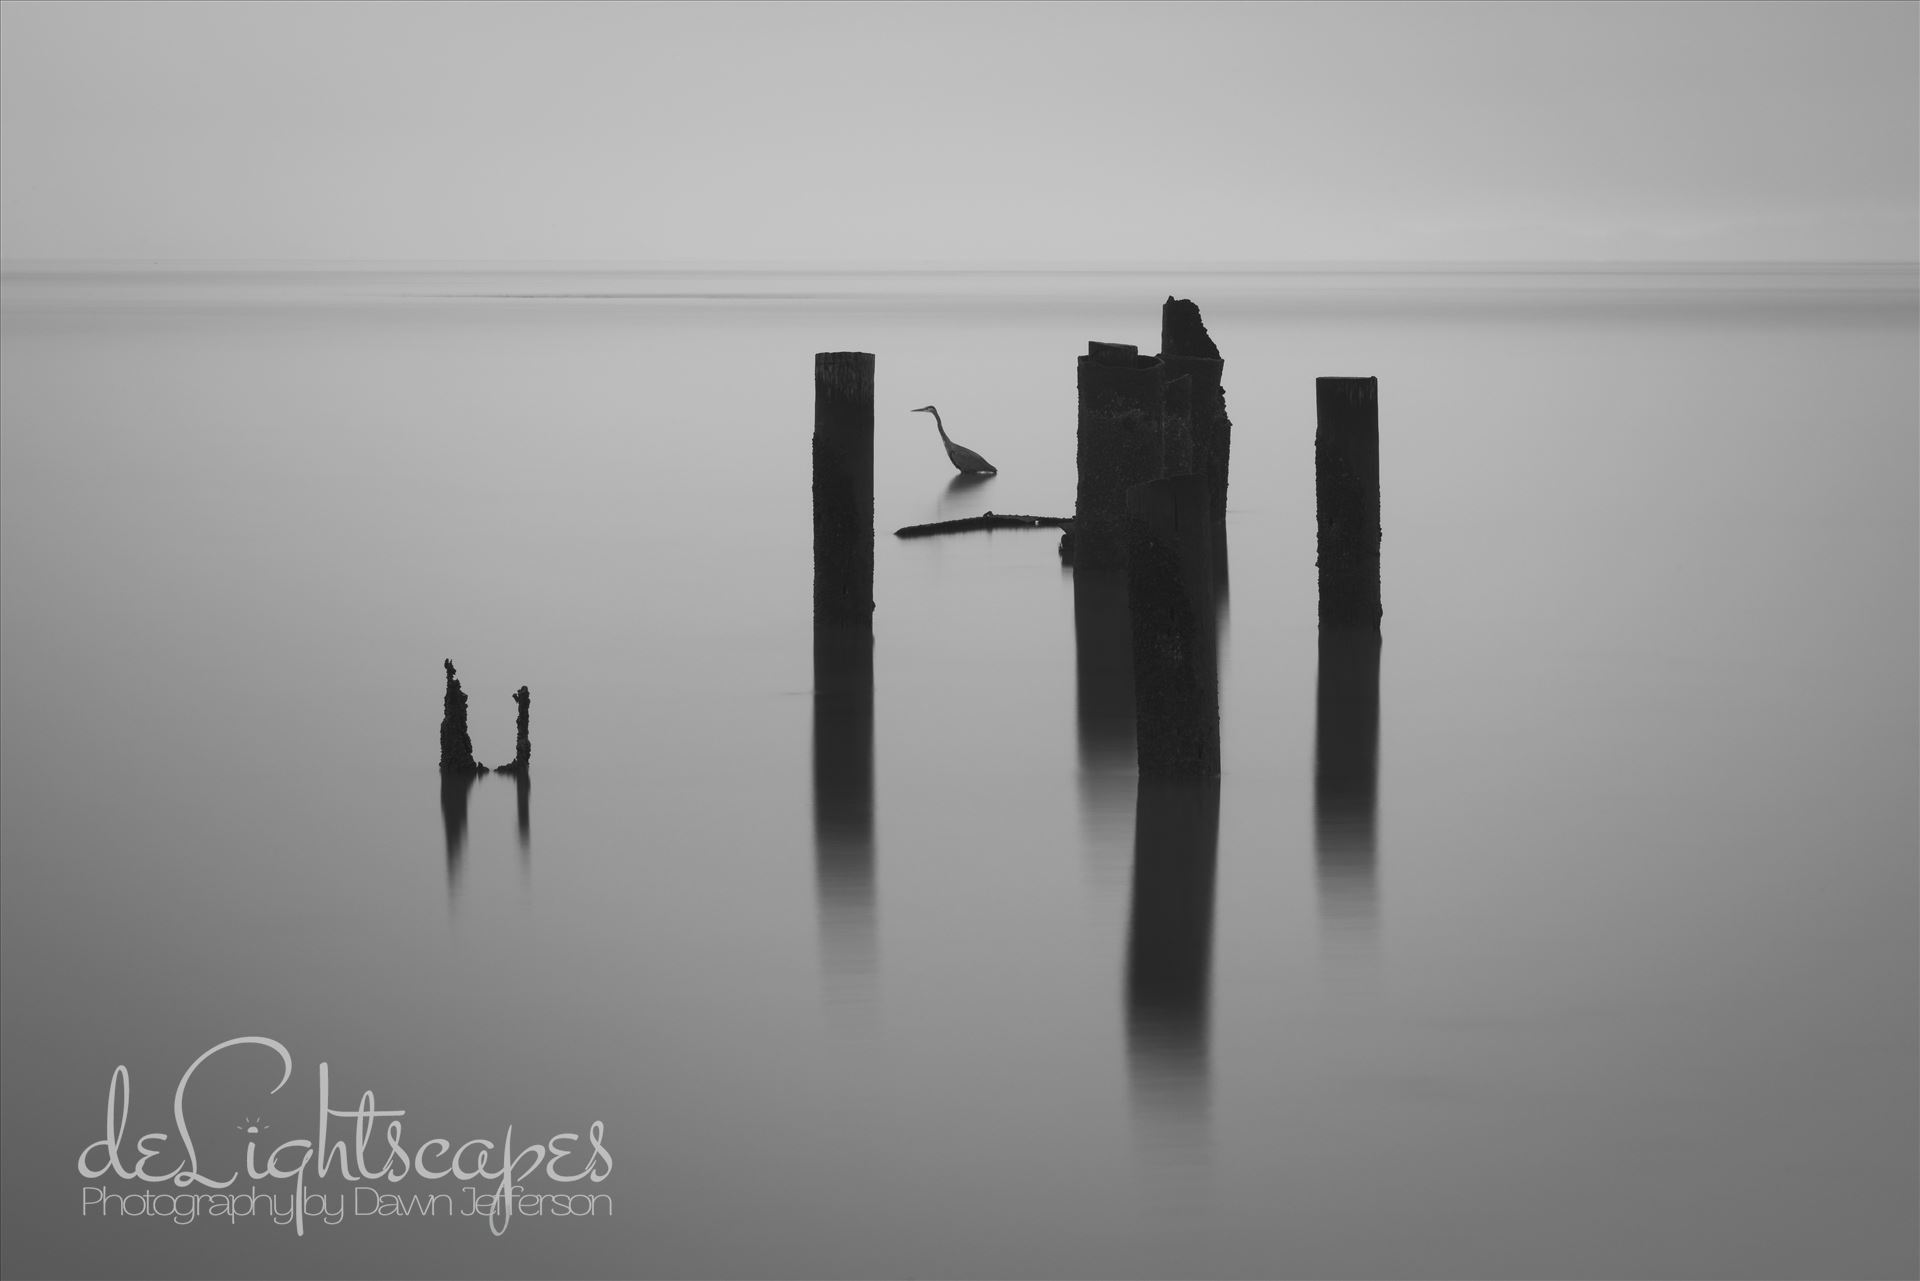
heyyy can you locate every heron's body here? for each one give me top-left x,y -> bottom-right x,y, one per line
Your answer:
911,405 -> 996,474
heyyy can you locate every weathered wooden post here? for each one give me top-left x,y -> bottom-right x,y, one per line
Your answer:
814,352 -> 875,628
496,685 -> 531,775
1161,373 -> 1194,477
1316,377 -> 1381,628
439,659 -> 485,774
813,351 -> 877,988
1160,298 -> 1230,528
1125,475 -> 1219,778
1075,342 -> 1166,571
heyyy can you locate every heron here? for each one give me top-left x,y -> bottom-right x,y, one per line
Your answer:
911,405 -> 997,474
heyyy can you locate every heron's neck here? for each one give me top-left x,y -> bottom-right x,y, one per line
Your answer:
928,409 -> 952,444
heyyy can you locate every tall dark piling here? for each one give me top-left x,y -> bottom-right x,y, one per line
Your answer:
1161,373 -> 1194,476
1125,475 -> 1219,778
813,352 -> 876,999
495,685 -> 531,776
1315,627 -> 1381,939
1075,343 -> 1166,572
1127,774 -> 1220,1127
814,352 -> 876,628
1316,377 -> 1381,628
439,660 -> 484,775
1160,298 -> 1230,528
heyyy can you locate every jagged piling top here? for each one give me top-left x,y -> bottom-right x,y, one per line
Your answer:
1162,297 -> 1220,361
439,659 -> 484,775
1085,341 -> 1164,372
502,684 -> 531,774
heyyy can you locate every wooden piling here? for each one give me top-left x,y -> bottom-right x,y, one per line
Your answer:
1161,298 -> 1230,527
1076,343 -> 1167,572
813,352 -> 875,628
1161,373 -> 1194,477
496,685 -> 531,776
1316,377 -> 1381,628
439,659 -> 484,775
1125,474 -> 1220,778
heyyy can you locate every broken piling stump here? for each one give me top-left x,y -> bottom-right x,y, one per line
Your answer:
1315,377 -> 1382,628
813,352 -> 876,628
495,685 -> 531,776
1125,474 -> 1220,778
1075,342 -> 1167,572
1160,298 -> 1230,527
439,659 -> 486,775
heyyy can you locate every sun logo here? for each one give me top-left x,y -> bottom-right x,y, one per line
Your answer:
235,1117 -> 269,1134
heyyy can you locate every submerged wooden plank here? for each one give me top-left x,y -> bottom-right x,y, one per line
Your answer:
893,512 -> 1073,538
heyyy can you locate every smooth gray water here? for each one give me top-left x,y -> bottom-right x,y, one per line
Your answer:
2,268 -> 1915,1279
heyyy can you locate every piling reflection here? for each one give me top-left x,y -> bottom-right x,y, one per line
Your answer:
440,772 -> 478,894
513,771 -> 530,861
1315,627 -> 1382,944
813,623 -> 876,1000
1072,568 -> 1136,869
1126,775 -> 1221,1145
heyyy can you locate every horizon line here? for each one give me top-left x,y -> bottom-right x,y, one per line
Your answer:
4,257 -> 1916,276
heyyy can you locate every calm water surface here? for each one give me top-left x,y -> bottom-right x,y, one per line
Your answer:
2,268 -> 1915,1279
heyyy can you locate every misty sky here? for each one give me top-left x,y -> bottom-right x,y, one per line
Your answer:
1,0 -> 1914,264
